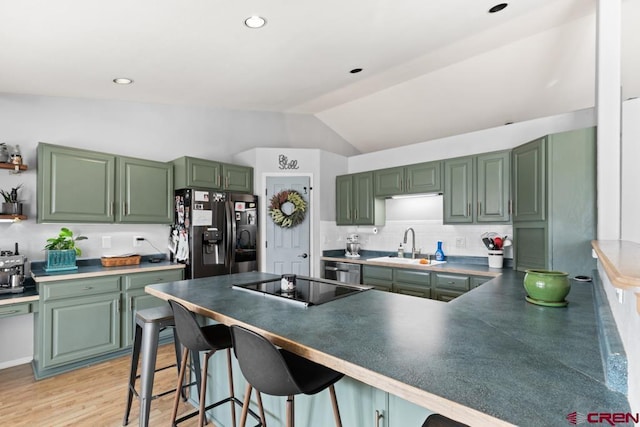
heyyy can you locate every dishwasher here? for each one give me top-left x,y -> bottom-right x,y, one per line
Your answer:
323,261 -> 361,284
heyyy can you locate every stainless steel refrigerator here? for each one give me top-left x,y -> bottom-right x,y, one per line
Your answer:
172,188 -> 258,279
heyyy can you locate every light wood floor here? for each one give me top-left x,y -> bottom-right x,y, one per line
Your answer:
0,344 -> 203,427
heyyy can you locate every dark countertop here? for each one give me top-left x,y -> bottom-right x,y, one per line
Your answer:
0,278 -> 38,306
321,250 -> 505,277
145,270 -> 630,426
30,255 -> 185,283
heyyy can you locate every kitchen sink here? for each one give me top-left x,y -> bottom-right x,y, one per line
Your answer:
367,256 -> 446,265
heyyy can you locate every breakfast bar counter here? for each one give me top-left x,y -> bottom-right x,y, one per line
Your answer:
146,270 -> 630,426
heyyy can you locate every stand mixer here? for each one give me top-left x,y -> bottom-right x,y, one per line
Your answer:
345,234 -> 360,258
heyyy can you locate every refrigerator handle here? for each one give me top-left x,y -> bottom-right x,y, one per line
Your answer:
226,199 -> 235,271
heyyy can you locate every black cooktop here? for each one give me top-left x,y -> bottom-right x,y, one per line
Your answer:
232,276 -> 370,307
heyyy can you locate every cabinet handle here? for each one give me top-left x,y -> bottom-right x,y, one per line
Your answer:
117,299 -> 122,313
0,310 -> 19,315
217,174 -> 221,187
354,209 -> 358,220
508,199 -> 512,215
477,201 -> 481,216
109,201 -> 114,217
225,176 -> 229,188
375,409 -> 384,427
467,203 -> 471,216
130,296 -> 134,310
82,286 -> 93,290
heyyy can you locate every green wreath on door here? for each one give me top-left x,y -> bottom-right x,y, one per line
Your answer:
268,189 -> 307,228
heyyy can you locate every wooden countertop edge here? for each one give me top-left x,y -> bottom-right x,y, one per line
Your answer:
0,294 -> 39,306
146,286 -> 514,427
320,256 -> 501,278
31,263 -> 185,283
591,240 -> 640,289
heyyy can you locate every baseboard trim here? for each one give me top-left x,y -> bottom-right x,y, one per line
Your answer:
0,356 -> 33,371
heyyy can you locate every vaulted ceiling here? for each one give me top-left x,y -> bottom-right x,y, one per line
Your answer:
0,0 -> 637,153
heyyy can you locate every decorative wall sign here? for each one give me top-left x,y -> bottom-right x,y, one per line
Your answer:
278,154 -> 299,170
269,189 -> 307,228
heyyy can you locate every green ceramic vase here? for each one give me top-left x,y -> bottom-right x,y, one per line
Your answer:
523,269 -> 570,303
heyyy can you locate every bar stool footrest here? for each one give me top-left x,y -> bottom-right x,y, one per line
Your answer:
174,396 -> 263,427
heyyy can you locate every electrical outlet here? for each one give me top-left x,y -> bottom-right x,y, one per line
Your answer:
455,237 -> 466,248
616,289 -> 624,304
102,236 -> 112,249
133,236 -> 144,247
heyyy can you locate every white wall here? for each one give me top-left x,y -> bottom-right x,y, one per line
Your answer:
234,147 -> 349,277
621,98 -> 640,242
347,108 -> 595,172
0,93 -> 356,368
602,96 -> 640,414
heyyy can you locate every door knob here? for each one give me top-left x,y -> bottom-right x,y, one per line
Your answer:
298,253 -> 308,258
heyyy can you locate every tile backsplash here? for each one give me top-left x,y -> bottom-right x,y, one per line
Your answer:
320,220 -> 513,259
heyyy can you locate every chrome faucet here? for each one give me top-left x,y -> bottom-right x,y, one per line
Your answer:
403,227 -> 416,259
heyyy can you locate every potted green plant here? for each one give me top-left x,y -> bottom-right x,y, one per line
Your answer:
0,184 -> 23,215
44,227 -> 88,272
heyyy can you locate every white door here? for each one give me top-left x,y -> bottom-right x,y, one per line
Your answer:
265,176 -> 311,275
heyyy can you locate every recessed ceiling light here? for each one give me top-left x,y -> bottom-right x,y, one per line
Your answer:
349,68 -> 363,74
113,78 -> 133,85
489,3 -> 508,13
244,16 -> 266,29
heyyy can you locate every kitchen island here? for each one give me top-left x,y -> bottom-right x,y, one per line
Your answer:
146,270 -> 630,426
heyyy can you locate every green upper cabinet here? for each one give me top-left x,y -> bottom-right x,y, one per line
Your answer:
513,127 -> 596,276
38,143 -> 173,224
444,151 -> 511,224
222,163 -> 253,193
172,156 -> 253,193
374,167 -> 404,196
476,150 -> 511,222
512,138 -> 545,222
116,157 -> 173,223
374,161 -> 441,197
173,156 -> 222,189
336,175 -> 354,225
38,143 -> 116,223
336,172 -> 385,226
443,156 -> 474,224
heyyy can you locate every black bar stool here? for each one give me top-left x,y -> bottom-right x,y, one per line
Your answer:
422,413 -> 470,427
230,325 -> 344,427
169,300 -> 264,427
122,305 -> 200,427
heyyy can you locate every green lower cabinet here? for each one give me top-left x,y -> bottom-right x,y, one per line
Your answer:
199,343 -> 417,427
471,276 -> 490,289
363,266 -> 485,301
35,268 -> 184,377
0,302 -> 32,318
433,273 -> 470,302
362,265 -> 394,292
41,291 -> 121,369
122,269 -> 183,346
388,394 -> 433,427
393,269 -> 431,299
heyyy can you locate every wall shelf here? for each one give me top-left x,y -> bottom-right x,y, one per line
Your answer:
0,215 -> 26,223
0,163 -> 27,173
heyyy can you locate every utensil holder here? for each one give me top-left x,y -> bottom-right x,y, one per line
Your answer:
488,250 -> 503,269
